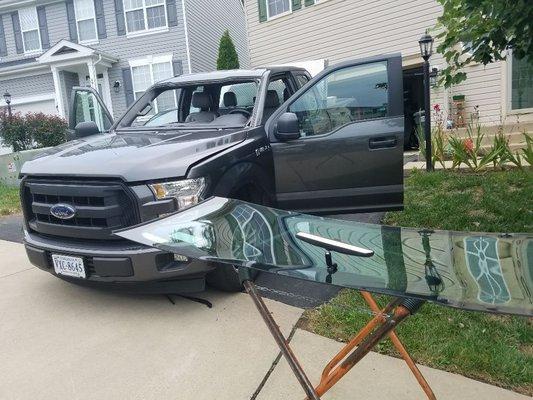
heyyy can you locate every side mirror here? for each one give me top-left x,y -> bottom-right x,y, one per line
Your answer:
275,112 -> 300,141
74,121 -> 100,138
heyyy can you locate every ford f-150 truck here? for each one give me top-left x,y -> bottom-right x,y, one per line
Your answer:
20,54 -> 405,292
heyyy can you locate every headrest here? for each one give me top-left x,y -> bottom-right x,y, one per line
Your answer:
283,88 -> 290,102
265,90 -> 280,108
223,91 -> 237,107
192,92 -> 212,110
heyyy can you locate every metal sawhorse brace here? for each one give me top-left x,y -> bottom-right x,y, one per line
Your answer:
239,232 -> 436,399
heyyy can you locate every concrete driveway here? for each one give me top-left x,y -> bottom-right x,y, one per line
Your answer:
1,239 -> 529,400
0,239 -> 302,400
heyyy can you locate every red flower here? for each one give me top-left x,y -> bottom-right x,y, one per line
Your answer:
464,138 -> 474,152
433,104 -> 441,113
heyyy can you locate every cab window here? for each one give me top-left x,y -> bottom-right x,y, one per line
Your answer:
294,73 -> 310,89
288,61 -> 389,137
219,82 -> 257,113
263,76 -> 292,122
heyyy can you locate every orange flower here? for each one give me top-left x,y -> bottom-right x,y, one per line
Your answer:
464,138 -> 474,152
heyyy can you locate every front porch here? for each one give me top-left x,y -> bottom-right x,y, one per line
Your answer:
37,40 -> 117,119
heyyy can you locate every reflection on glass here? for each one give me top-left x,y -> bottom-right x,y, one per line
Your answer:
465,236 -> 511,305
419,229 -> 444,294
115,197 -> 533,317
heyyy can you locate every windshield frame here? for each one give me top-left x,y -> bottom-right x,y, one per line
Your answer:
114,75 -> 267,132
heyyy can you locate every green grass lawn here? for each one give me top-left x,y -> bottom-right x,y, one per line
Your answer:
305,168 -> 533,395
0,184 -> 21,216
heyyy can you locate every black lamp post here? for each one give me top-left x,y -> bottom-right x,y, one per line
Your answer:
3,91 -> 12,118
419,32 -> 434,171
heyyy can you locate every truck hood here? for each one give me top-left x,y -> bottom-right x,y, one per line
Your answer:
21,129 -> 247,182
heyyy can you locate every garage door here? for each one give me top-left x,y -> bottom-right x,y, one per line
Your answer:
11,96 -> 58,116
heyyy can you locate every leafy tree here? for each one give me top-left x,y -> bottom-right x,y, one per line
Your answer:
436,0 -> 532,87
216,30 -> 240,70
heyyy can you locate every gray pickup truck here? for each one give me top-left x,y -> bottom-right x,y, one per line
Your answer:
20,54 -> 405,292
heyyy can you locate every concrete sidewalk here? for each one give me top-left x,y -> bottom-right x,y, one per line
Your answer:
0,239 -> 528,399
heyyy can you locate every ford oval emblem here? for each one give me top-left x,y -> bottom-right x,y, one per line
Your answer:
50,203 -> 76,220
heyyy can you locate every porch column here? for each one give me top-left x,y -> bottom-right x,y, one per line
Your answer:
50,66 -> 65,118
87,60 -> 98,90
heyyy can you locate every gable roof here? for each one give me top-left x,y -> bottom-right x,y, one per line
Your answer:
37,39 -> 117,65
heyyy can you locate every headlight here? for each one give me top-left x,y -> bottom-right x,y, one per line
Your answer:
149,177 -> 206,210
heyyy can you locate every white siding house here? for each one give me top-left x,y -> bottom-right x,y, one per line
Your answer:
244,0 -> 533,131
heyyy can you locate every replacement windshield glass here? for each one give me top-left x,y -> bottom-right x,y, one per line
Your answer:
115,197 -> 533,317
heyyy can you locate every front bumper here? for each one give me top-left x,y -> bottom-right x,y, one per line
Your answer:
23,230 -> 215,293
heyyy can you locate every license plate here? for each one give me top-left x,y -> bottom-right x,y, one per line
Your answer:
52,254 -> 86,279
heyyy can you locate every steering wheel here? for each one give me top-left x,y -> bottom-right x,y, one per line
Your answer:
228,108 -> 251,118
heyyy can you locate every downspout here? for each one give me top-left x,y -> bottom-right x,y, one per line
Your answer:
181,0 -> 193,74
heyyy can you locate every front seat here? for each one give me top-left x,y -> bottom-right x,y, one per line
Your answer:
186,92 -> 218,123
223,91 -> 238,109
262,90 -> 280,122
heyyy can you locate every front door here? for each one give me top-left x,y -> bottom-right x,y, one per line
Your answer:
269,54 -> 404,214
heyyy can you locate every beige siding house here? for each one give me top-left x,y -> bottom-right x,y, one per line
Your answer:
243,0 -> 532,134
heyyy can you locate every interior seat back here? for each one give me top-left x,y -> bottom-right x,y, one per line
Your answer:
262,90 -> 281,122
186,92 -> 218,123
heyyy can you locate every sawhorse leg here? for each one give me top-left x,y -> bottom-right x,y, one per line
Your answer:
242,275 -> 428,400
317,291 -> 436,399
243,280 -> 321,400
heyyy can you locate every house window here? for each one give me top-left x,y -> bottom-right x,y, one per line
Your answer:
267,0 -> 291,19
19,7 -> 41,53
74,0 -> 97,42
123,0 -> 167,34
510,54 -> 533,111
131,57 -> 174,113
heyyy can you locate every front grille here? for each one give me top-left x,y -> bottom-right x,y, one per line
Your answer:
22,178 -> 139,240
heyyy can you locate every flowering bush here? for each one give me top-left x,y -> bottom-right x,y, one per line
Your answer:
0,111 -> 67,152
418,105 -> 531,172
26,112 -> 68,148
0,111 -> 32,152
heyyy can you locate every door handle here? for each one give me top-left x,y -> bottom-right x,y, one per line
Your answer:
369,137 -> 397,149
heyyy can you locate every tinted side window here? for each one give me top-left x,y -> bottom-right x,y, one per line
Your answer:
267,78 -> 290,104
294,73 -> 310,88
288,62 -> 389,137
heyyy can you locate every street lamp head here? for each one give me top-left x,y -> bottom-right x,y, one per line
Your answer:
419,33 -> 434,61
3,91 -> 12,105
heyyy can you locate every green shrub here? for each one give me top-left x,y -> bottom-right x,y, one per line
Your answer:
522,132 -> 533,166
216,29 -> 240,70
0,111 -> 67,151
26,112 -> 67,148
0,111 -> 32,152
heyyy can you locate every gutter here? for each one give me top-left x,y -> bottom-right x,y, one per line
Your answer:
181,0 -> 193,74
0,62 -> 49,78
